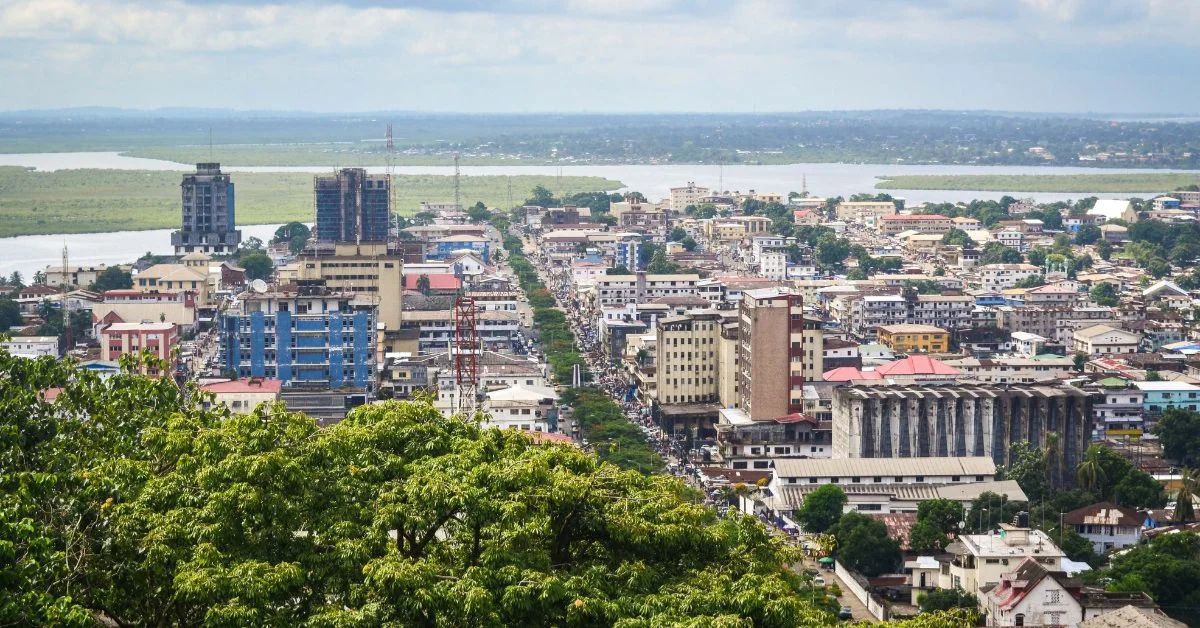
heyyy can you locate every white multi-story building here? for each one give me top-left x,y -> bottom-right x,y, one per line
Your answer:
593,273 -> 700,307
979,264 -> 1041,291
1,336 -> 60,358
759,250 -> 788,280
948,526 -> 1066,600
995,229 -> 1024,250
850,294 -> 973,340
481,384 -> 559,433
669,182 -> 710,213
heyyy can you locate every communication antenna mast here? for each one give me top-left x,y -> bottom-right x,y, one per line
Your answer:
453,152 -> 461,210
385,123 -> 395,215
61,242 -> 72,351
801,173 -> 808,198
507,175 -> 513,209
453,296 -> 479,416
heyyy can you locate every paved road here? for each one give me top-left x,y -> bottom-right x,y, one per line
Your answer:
792,553 -> 877,623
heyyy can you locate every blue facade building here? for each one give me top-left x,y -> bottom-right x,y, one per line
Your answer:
314,168 -> 390,243
430,235 -> 490,263
219,280 -> 376,391
615,239 -> 642,270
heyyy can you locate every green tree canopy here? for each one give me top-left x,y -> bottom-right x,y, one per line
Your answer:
668,226 -> 688,242
1075,224 -> 1102,245
830,512 -> 902,577
940,229 -> 975,248
979,241 -> 1024,265
796,484 -> 847,533
239,252 -> 274,281
1090,282 -> 1119,306
89,266 -> 133,292
271,221 -> 312,255
681,236 -> 698,252
1,350 -> 853,627
917,588 -> 980,614
0,297 -> 22,330
1154,408 -> 1200,466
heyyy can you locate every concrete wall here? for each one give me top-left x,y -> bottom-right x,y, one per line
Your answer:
835,560 -> 890,621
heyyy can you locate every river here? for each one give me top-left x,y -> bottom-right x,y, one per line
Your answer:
0,151 -> 1177,279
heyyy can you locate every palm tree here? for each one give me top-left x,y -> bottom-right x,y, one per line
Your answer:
1076,446 -> 1107,495
1175,467 -> 1199,523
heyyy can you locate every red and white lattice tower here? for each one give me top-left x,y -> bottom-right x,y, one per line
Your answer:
453,296 -> 479,416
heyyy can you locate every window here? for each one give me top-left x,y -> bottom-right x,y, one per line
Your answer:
1015,614 -> 1025,626
1046,589 -> 1061,604
915,476 -> 924,482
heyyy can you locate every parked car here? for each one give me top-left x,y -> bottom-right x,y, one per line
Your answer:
838,607 -> 853,620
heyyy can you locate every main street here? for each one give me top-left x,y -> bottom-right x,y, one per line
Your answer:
509,229 -> 698,480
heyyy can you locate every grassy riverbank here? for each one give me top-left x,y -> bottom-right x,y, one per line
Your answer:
0,167 -> 621,238
875,173 -> 1200,193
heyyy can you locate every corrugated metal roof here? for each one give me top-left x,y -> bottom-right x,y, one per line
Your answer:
774,456 -> 996,479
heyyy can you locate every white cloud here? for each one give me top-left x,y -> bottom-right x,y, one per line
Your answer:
0,0 -> 1197,111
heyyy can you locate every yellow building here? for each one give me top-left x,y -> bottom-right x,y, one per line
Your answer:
135,264 -> 211,306
297,242 -> 403,331
877,324 -> 950,353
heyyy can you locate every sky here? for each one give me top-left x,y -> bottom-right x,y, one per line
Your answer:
1,0 -> 1197,113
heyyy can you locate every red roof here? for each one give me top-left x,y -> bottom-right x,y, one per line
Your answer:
403,274 -> 462,290
879,214 -> 950,221
774,412 -> 818,425
201,378 -> 283,394
875,355 -> 960,376
822,367 -> 883,382
40,387 -> 64,402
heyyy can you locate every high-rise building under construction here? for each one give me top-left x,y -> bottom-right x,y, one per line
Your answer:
171,163 -> 240,255
314,168 -> 390,243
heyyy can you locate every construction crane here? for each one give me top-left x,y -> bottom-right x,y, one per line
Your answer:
453,296 -> 479,417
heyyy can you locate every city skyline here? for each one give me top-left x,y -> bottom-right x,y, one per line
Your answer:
1,0 -> 1197,114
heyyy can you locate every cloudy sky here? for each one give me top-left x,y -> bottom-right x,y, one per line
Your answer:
0,0 -> 1196,113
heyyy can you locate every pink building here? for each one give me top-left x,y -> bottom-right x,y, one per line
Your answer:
100,322 -> 179,372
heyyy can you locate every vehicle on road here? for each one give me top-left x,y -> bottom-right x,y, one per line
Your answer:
838,607 -> 852,620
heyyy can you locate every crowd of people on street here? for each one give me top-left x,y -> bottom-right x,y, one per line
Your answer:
530,250 -> 700,483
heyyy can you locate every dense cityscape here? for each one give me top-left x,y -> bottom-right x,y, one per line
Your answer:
6,155 -> 1200,625
8,1 -> 1200,626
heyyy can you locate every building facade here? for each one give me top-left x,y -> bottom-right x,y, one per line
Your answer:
314,168 -> 390,243
737,288 -> 805,420
877,324 -> 950,353
832,383 -> 1091,483
655,311 -> 722,405
171,163 -> 241,255
218,280 -> 376,392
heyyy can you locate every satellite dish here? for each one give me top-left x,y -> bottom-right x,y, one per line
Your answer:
250,279 -> 268,293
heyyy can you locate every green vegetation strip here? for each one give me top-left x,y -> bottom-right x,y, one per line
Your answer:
0,166 -> 621,238
875,173 -> 1200,193
500,228 -> 662,473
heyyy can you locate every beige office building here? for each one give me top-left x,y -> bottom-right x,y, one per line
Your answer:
297,242 -> 403,331
655,311 -> 722,405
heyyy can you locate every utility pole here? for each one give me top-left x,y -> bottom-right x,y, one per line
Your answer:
453,152 -> 461,210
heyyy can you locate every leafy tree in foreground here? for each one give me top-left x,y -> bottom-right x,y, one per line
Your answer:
2,349 -> 836,626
